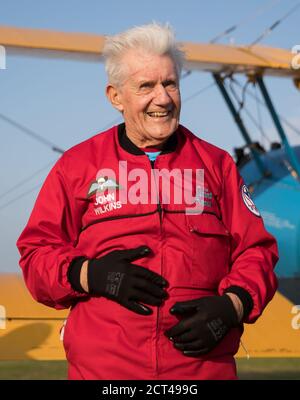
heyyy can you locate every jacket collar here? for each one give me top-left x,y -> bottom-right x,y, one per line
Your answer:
117,123 -> 178,155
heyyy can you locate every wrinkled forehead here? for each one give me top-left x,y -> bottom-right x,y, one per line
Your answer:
120,49 -> 179,84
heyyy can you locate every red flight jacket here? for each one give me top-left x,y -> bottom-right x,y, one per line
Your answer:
17,124 -> 278,379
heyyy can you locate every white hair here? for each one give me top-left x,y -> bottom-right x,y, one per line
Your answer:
103,22 -> 185,87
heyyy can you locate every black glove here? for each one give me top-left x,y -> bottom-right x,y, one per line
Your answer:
165,295 -> 239,357
68,246 -> 168,315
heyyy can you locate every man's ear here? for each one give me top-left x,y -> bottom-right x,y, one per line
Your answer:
106,84 -> 124,112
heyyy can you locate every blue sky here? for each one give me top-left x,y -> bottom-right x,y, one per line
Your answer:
0,0 -> 300,272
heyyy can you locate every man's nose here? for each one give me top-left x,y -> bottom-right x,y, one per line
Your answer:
153,84 -> 172,105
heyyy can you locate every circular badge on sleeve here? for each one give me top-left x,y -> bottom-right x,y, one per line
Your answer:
241,184 -> 261,217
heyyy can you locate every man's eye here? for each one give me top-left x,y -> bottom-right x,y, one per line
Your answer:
140,83 -> 152,89
165,80 -> 177,89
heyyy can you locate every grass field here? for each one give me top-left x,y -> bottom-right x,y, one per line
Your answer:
0,359 -> 299,380
237,358 -> 300,380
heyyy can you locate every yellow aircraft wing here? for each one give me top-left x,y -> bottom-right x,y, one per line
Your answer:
0,274 -> 68,360
1,274 -> 300,360
1,25 -> 299,77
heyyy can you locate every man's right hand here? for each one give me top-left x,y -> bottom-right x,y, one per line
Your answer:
77,246 -> 168,315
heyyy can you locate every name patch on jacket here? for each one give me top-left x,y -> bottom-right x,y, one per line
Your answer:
88,176 -> 123,215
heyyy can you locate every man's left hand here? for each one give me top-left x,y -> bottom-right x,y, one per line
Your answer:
165,295 -> 239,357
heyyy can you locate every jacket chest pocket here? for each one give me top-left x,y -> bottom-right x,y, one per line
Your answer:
186,213 -> 231,289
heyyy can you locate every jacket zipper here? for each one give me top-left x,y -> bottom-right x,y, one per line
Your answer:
150,158 -> 163,377
150,159 -> 163,226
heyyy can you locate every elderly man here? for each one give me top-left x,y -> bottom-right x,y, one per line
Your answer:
17,23 -> 278,380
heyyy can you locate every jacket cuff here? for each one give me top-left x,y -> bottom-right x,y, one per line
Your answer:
67,257 -> 88,293
223,285 -> 254,319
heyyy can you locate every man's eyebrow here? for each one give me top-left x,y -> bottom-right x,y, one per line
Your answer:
137,79 -> 155,85
163,78 -> 177,83
137,76 -> 178,85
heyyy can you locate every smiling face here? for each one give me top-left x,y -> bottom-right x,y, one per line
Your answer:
106,50 -> 181,148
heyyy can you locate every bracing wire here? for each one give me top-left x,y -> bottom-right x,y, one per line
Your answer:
210,0 -> 281,43
0,112 -> 64,154
234,79 -> 300,137
0,160 -> 56,201
181,1 -> 281,79
249,1 -> 300,46
254,83 -> 266,146
182,82 -> 216,103
242,107 -> 272,144
0,183 -> 43,211
227,77 -> 272,144
228,77 -> 249,114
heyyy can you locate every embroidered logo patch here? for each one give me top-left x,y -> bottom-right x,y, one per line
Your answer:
87,176 -> 121,197
87,176 -> 123,215
241,184 -> 261,217
194,187 -> 212,208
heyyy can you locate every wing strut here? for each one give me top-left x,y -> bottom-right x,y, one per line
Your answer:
256,76 -> 300,178
213,73 -> 269,178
